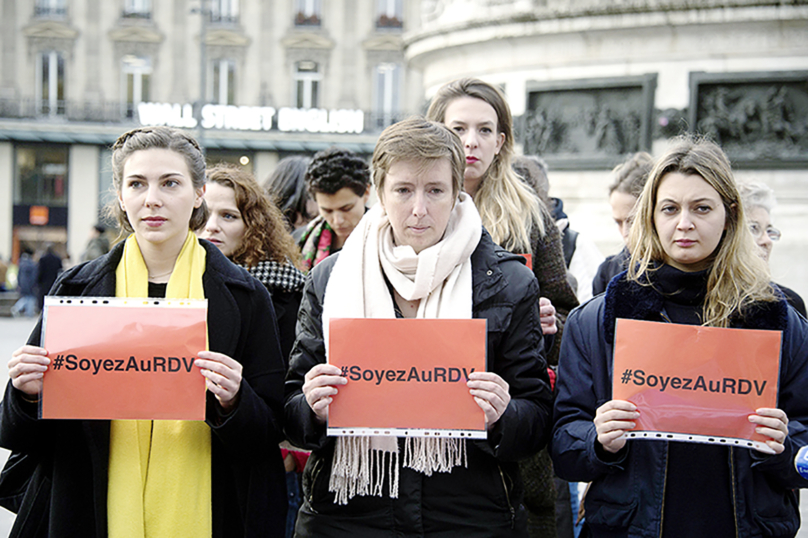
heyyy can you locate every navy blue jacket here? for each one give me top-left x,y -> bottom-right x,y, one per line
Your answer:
551,272 -> 808,538
0,240 -> 287,537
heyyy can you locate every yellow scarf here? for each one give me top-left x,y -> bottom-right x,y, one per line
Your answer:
108,231 -> 212,538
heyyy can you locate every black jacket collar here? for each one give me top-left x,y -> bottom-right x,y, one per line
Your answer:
603,269 -> 789,344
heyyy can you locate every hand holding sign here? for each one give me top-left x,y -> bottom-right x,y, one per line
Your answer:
195,350 -> 243,413
467,372 -> 511,429
539,297 -> 557,336
749,408 -> 789,454
595,400 -> 639,454
303,363 -> 347,424
8,345 -> 50,398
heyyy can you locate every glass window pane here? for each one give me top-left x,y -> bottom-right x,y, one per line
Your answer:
142,74 -> 150,102
227,61 -> 235,105
15,144 -> 69,206
311,81 -> 319,109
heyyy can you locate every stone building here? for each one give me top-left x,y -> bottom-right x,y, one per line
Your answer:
0,0 -> 420,263
406,0 -> 808,298
1,0 -> 807,299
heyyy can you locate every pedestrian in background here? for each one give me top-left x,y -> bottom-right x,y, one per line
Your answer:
35,244 -> 62,312
552,136 -> 808,537
10,248 -> 37,318
81,223 -> 111,263
1,126 -> 287,537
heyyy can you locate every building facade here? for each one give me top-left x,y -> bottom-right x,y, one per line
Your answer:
406,0 -> 808,298
0,0 -> 421,263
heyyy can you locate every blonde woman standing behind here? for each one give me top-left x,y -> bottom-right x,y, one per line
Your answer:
426,78 -> 578,359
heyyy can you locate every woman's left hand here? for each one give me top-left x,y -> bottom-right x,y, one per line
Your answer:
467,372 -> 511,429
749,408 -> 789,454
195,351 -> 243,413
539,297 -> 558,336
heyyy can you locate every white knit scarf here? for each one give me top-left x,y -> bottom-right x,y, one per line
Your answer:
322,192 -> 482,505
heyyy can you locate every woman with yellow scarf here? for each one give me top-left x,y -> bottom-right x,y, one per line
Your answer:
2,126 -> 287,537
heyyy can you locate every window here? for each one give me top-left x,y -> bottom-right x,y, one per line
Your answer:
35,0 -> 66,17
36,52 -> 65,116
122,56 -> 151,118
374,63 -> 401,128
123,0 -> 151,19
294,61 -> 320,109
376,0 -> 402,29
210,0 -> 239,24
211,59 -> 236,105
15,145 -> 69,207
294,0 -> 321,26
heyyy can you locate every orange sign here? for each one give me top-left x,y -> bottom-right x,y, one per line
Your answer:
327,318 -> 487,438
613,319 -> 781,451
29,206 -> 49,226
41,297 -> 208,420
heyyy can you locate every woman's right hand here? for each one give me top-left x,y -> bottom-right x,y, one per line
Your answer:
8,345 -> 50,398
302,364 -> 347,424
594,400 -> 639,454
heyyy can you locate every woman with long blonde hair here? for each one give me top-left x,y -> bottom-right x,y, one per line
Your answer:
426,78 -> 578,356
552,136 -> 808,537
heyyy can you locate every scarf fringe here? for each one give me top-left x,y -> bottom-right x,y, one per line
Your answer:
402,436 -> 467,477
329,436 -> 465,505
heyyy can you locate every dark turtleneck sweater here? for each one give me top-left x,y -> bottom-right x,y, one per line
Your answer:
653,264 -> 736,537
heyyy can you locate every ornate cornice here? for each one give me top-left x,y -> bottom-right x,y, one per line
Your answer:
108,25 -> 163,43
206,28 -> 250,47
362,34 -> 403,51
281,31 -> 335,50
23,20 -> 79,40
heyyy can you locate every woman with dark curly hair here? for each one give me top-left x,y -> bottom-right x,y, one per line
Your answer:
200,163 -> 305,361
297,147 -> 371,272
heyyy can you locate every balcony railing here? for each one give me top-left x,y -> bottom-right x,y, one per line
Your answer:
0,98 -> 133,123
122,9 -> 152,20
210,13 -> 239,24
34,5 -> 67,18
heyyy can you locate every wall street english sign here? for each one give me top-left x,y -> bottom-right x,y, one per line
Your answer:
137,102 -> 365,134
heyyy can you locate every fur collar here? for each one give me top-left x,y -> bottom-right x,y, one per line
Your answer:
603,270 -> 789,344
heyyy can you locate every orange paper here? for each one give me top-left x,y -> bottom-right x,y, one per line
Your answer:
613,319 -> 781,449
327,318 -> 487,437
41,297 -> 208,420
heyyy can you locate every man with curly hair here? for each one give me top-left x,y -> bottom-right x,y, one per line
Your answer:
298,147 -> 371,272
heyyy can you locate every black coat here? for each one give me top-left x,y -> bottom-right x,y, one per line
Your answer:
284,230 -> 553,537
0,240 -> 287,537
592,247 -> 629,297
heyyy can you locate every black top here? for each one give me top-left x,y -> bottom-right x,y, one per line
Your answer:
147,282 -> 167,298
654,265 -> 735,538
592,248 -> 629,297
